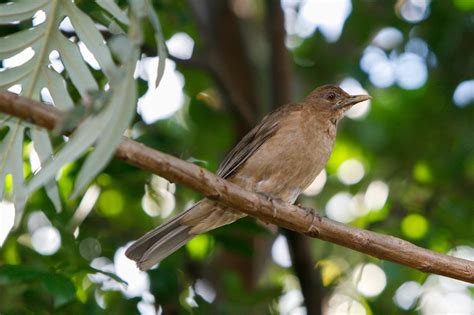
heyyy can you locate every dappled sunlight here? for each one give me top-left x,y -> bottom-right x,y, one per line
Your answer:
394,281 -> 423,310
327,293 -> 366,315
1,47 -> 35,69
397,0 -> 431,23
337,159 -> 365,185
166,32 -> 194,60
394,246 -> 474,313
360,26 -> 431,90
303,169 -> 327,196
453,80 -> 474,108
79,237 -> 102,261
31,226 -> 61,256
272,234 -> 292,268
114,245 -> 151,298
325,178 -> 390,223
325,192 -> 356,223
136,58 -> 186,124
78,41 -> 101,70
364,180 -> 389,211
282,0 -> 352,43
352,263 -> 387,297
195,279 -> 216,303
279,289 -> 305,315
0,201 -> 15,247
372,27 -> 403,50
26,210 -> 61,256
141,175 -> 176,218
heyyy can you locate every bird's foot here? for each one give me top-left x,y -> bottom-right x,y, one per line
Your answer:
297,204 -> 321,234
256,192 -> 281,218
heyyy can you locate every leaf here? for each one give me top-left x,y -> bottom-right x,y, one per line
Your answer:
71,48 -> 139,197
0,0 -> 133,215
55,35 -> 98,97
30,128 -> 62,212
0,120 -> 26,224
146,1 -> 167,88
41,273 -> 76,308
0,26 -> 44,59
27,113 -> 107,195
0,265 -> 76,308
0,0 -> 48,24
96,0 -> 130,25
87,266 -> 128,286
62,0 -> 116,76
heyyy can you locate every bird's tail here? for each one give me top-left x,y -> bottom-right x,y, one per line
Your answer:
125,204 -> 197,270
125,200 -> 244,270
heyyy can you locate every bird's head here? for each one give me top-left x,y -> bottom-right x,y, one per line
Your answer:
304,84 -> 371,122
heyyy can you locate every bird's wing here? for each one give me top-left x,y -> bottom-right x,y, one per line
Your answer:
217,104 -> 299,179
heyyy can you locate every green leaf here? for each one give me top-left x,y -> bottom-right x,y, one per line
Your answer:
31,128 -> 62,212
0,26 -> 44,59
71,48 -> 139,197
27,113 -> 106,195
0,120 -> 26,222
95,0 -> 130,25
41,273 -> 76,308
0,265 -> 76,308
63,0 -> 116,76
146,1 -> 167,88
55,35 -> 98,97
0,0 -> 48,24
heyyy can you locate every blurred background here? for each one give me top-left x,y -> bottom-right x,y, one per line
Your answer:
0,0 -> 473,314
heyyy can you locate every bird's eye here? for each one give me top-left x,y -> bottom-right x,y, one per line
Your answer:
327,92 -> 336,100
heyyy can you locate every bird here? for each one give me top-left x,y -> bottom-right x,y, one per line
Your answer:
126,84 -> 371,270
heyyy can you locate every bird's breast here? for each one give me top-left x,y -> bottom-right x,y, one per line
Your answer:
230,117 -> 335,202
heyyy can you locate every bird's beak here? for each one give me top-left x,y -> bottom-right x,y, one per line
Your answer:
332,94 -> 372,111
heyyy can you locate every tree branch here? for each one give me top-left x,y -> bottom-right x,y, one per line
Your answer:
0,91 -> 473,284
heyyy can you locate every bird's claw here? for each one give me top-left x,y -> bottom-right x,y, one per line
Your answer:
257,192 -> 280,219
298,205 -> 320,234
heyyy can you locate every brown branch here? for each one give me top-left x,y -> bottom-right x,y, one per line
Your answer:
0,91 -> 473,284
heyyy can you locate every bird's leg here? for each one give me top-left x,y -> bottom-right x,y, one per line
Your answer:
256,192 -> 282,219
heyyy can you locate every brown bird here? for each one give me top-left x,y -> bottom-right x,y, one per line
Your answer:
126,84 -> 371,270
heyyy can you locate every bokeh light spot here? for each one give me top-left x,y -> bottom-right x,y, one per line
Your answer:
337,159 -> 365,185
394,281 -> 423,310
453,80 -> 474,108
303,169 -> 326,196
328,293 -> 366,315
166,32 -> 194,60
136,58 -> 185,124
398,0 -> 431,23
353,263 -> 387,297
272,235 -> 292,268
401,214 -> 429,239
98,190 -> 124,217
325,192 -> 356,223
286,0 -> 352,42
31,226 -> 61,256
395,52 -> 428,90
186,234 -> 214,260
364,180 -> 389,211
79,238 -> 102,261
413,161 -> 433,183
372,27 -> 403,50
0,201 -> 15,247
